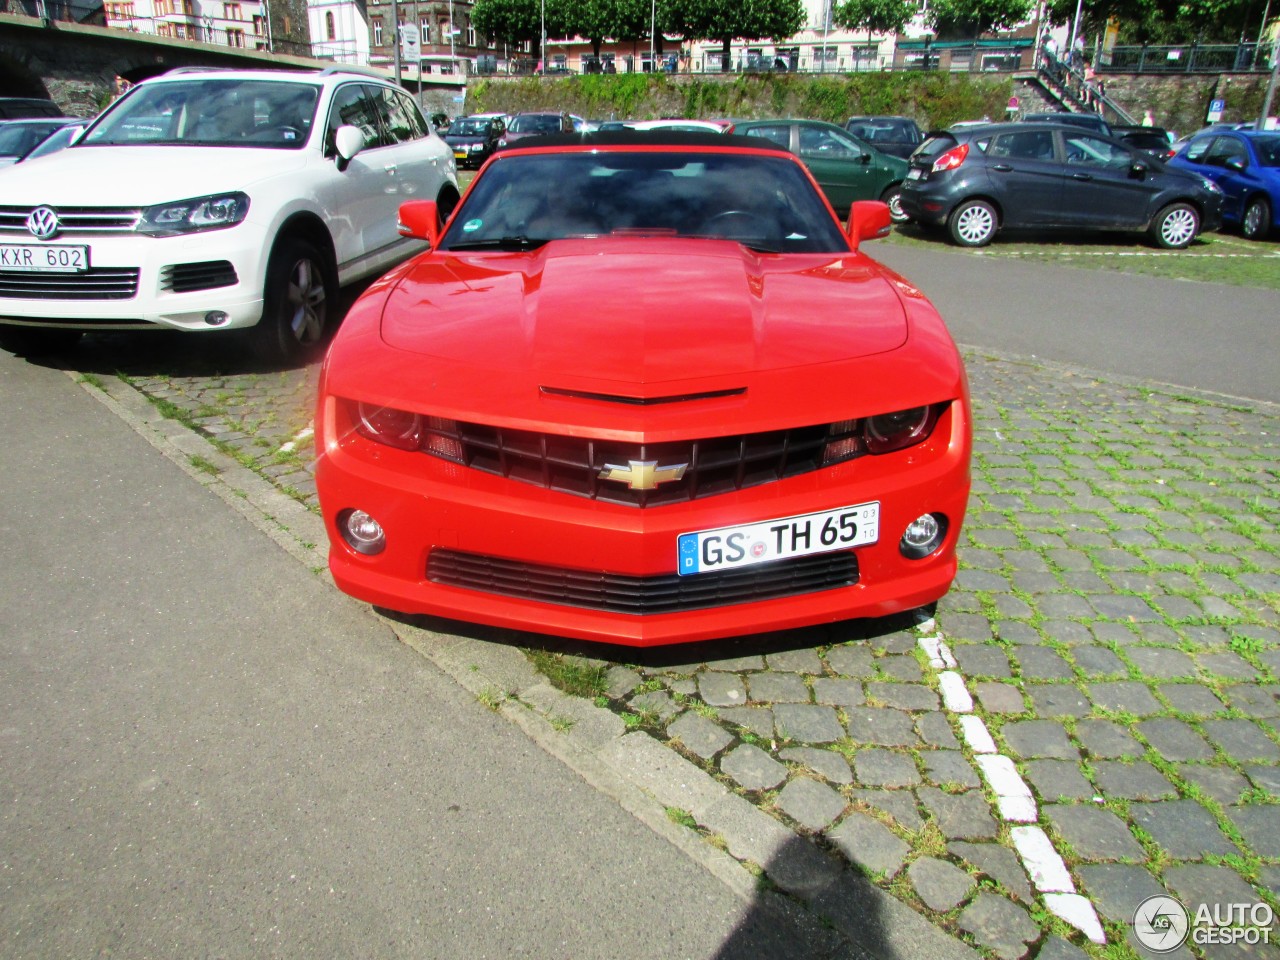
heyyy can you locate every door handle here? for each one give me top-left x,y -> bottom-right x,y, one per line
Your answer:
1072,173 -> 1093,180
992,163 -> 1013,172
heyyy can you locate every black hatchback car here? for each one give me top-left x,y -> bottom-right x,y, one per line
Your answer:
899,122 -> 1224,248
443,115 -> 505,169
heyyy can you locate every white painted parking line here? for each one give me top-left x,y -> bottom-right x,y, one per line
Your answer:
280,424 -> 314,454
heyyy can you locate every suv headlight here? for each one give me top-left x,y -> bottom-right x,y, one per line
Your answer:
137,192 -> 250,236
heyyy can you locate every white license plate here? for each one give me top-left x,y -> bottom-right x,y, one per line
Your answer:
677,502 -> 879,576
0,244 -> 89,273
907,168 -> 923,180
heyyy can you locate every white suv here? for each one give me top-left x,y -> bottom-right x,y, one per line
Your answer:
0,66 -> 459,363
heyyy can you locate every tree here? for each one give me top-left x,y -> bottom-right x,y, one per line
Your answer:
832,0 -> 918,41
471,0 -> 571,58
925,0 -> 1032,38
667,0 -> 805,71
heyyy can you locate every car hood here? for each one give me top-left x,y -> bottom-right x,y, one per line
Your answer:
379,237 -> 909,392
0,145 -> 308,204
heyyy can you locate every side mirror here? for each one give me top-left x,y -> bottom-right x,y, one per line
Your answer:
333,124 -> 366,171
859,153 -> 872,164
1130,160 -> 1149,179
1225,157 -> 1246,172
398,199 -> 440,248
847,200 -> 893,247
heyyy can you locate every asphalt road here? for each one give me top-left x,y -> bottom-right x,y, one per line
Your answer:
0,356 -> 841,959
872,244 -> 1279,405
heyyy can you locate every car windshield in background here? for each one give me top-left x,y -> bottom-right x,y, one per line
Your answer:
507,114 -> 564,134
849,119 -> 915,142
450,119 -> 490,136
441,151 -> 849,254
82,79 -> 320,149
0,122 -> 66,159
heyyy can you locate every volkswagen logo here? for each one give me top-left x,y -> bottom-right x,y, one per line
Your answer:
26,206 -> 60,241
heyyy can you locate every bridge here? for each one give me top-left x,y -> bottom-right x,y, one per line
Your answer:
0,12 -> 465,118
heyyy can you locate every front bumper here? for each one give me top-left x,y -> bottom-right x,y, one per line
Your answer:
316,398 -> 971,647
0,229 -> 266,332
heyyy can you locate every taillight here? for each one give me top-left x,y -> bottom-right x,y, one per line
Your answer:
353,402 -> 464,461
931,143 -> 970,173
822,405 -> 942,465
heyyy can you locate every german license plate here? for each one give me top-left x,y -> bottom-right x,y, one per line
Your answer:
0,244 -> 89,273
677,502 -> 879,576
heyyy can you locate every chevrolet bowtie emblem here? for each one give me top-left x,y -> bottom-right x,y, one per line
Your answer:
598,459 -> 688,491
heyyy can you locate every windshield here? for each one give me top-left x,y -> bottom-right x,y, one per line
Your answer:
20,124 -> 81,161
849,119 -> 918,143
449,119 -> 490,136
82,78 -> 320,148
440,150 -> 849,254
507,114 -> 563,134
0,122 -> 64,158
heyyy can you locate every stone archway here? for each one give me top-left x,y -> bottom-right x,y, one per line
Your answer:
0,53 -> 52,99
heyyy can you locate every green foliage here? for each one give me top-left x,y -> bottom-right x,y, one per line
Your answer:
927,0 -> 1033,38
833,0 -> 918,36
469,72 -> 1012,129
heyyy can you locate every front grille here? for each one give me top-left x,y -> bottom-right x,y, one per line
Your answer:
449,421 -> 843,507
0,268 -> 139,300
0,206 -> 142,236
427,549 -> 859,615
161,260 -> 238,293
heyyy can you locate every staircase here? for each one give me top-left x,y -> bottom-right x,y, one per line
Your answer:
1013,66 -> 1136,126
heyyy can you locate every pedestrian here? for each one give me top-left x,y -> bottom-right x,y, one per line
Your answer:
1041,31 -> 1058,70
1142,108 -> 1154,127
1071,34 -> 1084,68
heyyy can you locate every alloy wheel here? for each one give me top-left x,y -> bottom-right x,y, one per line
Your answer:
285,257 -> 327,346
1160,207 -> 1198,248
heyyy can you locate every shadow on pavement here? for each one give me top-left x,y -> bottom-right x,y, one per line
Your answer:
376,606 -> 928,669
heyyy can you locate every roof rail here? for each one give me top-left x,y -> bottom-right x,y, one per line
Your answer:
165,66 -> 239,74
318,65 -> 390,80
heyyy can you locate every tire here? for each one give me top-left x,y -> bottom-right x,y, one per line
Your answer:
948,199 -> 997,247
1242,197 -> 1271,241
1149,202 -> 1199,249
251,236 -> 335,367
0,326 -> 81,357
437,186 -> 461,225
880,184 -> 909,223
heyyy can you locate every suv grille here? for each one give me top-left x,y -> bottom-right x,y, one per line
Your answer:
451,421 -> 841,507
0,268 -> 139,300
428,549 -> 859,614
161,260 -> 238,293
0,206 -> 142,236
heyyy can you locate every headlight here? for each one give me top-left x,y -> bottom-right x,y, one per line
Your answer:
1202,178 -> 1223,194
137,192 -> 250,236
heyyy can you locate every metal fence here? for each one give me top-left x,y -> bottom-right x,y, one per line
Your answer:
1100,42 -> 1277,74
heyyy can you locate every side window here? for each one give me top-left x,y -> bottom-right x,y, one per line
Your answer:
326,83 -> 381,152
991,130 -> 1055,161
376,88 -> 429,143
743,125 -> 790,150
1064,134 -> 1129,169
1204,136 -> 1248,169
798,126 -> 860,158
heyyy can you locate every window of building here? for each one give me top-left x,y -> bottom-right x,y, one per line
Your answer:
225,1 -> 240,18
325,11 -> 335,39
372,17 -> 383,46
227,26 -> 245,45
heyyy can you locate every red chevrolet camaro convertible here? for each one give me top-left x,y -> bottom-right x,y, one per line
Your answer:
315,133 -> 971,646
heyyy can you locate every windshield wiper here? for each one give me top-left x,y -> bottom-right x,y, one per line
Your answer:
446,235 -> 548,251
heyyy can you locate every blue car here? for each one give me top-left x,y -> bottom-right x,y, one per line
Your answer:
1170,129 -> 1280,240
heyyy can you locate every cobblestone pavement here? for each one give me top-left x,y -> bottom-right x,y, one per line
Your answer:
66,331 -> 1280,960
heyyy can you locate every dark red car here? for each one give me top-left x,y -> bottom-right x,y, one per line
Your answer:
316,133 -> 971,646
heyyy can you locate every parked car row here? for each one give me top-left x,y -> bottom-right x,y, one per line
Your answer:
0,67 -> 460,364
899,121 -> 1225,248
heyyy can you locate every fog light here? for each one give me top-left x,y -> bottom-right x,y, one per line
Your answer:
900,512 -> 947,559
204,311 -> 229,326
340,509 -> 386,555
